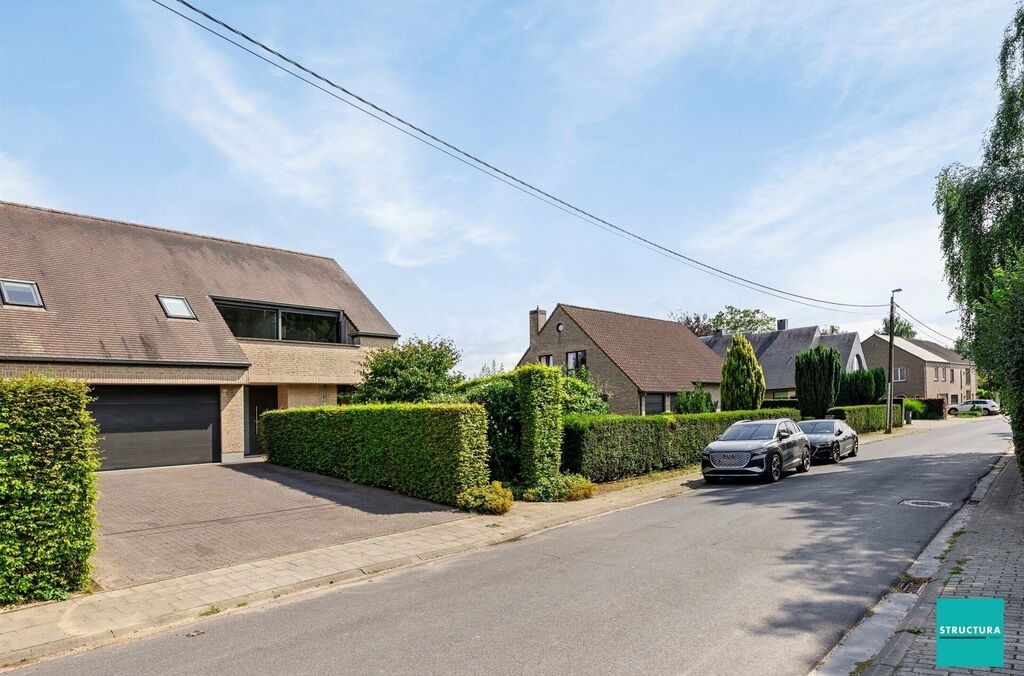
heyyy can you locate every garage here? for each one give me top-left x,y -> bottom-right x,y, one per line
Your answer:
89,386 -> 221,470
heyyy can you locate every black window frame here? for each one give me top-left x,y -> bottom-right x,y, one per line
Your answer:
156,294 -> 197,320
538,354 -> 553,366
566,350 -> 587,374
0,278 -> 44,308
212,298 -> 346,344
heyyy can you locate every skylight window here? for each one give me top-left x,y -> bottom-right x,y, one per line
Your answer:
0,279 -> 43,307
157,294 -> 197,320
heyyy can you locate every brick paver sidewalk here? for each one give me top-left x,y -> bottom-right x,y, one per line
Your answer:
866,459 -> 1024,675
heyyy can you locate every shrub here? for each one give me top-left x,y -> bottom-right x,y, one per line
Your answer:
838,370 -> 880,405
561,368 -> 609,416
518,473 -> 597,502
795,346 -> 842,418
515,365 -> 563,487
827,404 -> 904,433
353,337 -> 463,403
260,403 -> 489,507
870,367 -> 888,402
456,481 -> 513,514
913,398 -> 947,420
0,376 -> 100,604
720,335 -> 766,411
461,376 -> 521,482
761,399 -> 800,409
562,408 -> 799,483
903,399 -> 926,416
673,380 -> 716,414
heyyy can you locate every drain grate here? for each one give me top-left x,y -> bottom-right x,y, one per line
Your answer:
897,579 -> 928,594
899,499 -> 952,508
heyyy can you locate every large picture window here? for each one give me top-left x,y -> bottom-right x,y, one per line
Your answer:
282,311 -> 339,343
216,303 -> 279,339
214,300 -> 344,344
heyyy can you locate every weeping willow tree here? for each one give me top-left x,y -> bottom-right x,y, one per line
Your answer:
937,5 -> 1024,475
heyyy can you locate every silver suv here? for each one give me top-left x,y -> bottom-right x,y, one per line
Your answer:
948,399 -> 1000,415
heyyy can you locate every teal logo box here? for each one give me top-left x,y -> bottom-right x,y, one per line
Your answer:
936,598 -> 1004,667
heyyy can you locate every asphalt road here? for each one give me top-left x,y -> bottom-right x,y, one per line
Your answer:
22,417 -> 1011,676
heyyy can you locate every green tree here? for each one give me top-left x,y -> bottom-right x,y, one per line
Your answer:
837,369 -> 878,406
561,367 -> 609,416
870,366 -> 888,402
720,335 -> 766,411
795,346 -> 842,418
821,324 -> 841,335
710,305 -> 777,334
477,359 -> 506,378
936,6 -> 1024,477
673,380 -> 716,414
954,336 -> 970,358
354,337 -> 463,403
875,315 -> 917,339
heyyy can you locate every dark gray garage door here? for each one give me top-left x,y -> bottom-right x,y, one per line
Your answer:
89,386 -> 221,470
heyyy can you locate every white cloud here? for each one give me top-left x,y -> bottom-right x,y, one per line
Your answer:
0,151 -> 46,205
135,14 -> 507,266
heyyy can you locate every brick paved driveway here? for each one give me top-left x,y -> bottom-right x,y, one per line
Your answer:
93,462 -> 464,590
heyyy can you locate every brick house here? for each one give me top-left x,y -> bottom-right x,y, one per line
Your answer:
517,304 -> 723,415
0,202 -> 398,469
861,334 -> 975,404
700,320 -> 868,400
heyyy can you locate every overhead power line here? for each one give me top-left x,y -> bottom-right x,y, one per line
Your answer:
152,0 -> 890,314
895,304 -> 958,344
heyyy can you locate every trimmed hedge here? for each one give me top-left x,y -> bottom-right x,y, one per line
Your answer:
916,398 -> 947,420
1,376 -> 100,604
827,404 -> 904,433
761,399 -> 800,410
259,403 -> 490,507
562,408 -> 800,483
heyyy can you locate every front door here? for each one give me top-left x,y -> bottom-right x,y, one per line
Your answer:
248,386 -> 279,455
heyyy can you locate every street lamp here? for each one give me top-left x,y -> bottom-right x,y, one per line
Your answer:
886,288 -> 903,434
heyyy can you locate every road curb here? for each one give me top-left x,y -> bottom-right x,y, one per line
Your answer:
810,451 -> 1013,676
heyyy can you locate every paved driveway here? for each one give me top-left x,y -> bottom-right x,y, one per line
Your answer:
93,462 -> 464,590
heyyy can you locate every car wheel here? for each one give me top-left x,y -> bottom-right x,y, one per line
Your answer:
948,407 -> 958,415
850,439 -> 859,457
831,444 -> 842,464
704,475 -> 721,484
797,447 -> 811,473
983,408 -> 992,416
764,452 -> 783,483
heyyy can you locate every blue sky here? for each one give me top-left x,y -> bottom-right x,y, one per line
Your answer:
0,1 -> 1014,373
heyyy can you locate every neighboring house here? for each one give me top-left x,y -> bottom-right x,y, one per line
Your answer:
0,202 -> 398,469
700,320 -> 867,400
861,334 -> 975,404
517,304 -> 723,415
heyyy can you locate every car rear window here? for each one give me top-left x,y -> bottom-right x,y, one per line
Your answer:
798,421 -> 835,434
721,423 -> 777,441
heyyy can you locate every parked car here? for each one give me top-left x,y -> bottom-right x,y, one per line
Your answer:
798,419 -> 859,463
947,399 -> 1000,416
702,418 -> 810,484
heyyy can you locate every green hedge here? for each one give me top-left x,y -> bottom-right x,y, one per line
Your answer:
259,403 -> 489,507
458,365 -> 563,488
915,398 -> 947,420
761,399 -> 800,410
827,404 -> 904,433
0,376 -> 100,604
562,408 -> 800,483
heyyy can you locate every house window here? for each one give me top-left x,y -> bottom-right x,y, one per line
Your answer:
538,355 -> 553,366
966,369 -> 971,385
644,393 -> 665,415
951,394 -> 959,404
0,279 -> 43,307
934,366 -> 940,381
668,393 -> 677,411
566,350 -> 587,374
216,303 -> 279,339
942,367 -> 947,382
281,311 -> 338,343
855,354 -> 864,370
156,294 -> 196,319
893,367 -> 907,382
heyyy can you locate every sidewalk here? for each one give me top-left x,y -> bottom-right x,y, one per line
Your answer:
865,459 -> 1023,675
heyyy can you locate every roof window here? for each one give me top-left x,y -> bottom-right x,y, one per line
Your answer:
0,279 -> 43,307
157,294 -> 197,319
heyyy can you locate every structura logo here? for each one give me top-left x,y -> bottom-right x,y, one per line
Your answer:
936,598 -> 1004,667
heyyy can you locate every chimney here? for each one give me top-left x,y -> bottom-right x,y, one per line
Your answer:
777,319 -> 789,331
713,329 -> 724,338
529,307 -> 548,340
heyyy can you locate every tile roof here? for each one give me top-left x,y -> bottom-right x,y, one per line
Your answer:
905,337 -> 969,364
868,335 -> 970,364
559,304 -> 723,392
0,202 -> 397,365
701,326 -> 820,391
819,332 -> 861,369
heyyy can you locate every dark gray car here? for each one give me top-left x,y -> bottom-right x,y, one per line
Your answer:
798,419 -> 859,463
701,418 -> 811,483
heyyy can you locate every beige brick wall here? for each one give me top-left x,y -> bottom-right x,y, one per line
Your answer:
353,335 -> 397,349
237,339 -> 373,385
0,362 -> 247,384
279,384 -> 337,408
518,306 -> 641,414
220,385 -> 245,454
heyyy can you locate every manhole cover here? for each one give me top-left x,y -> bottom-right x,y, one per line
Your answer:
899,499 -> 952,508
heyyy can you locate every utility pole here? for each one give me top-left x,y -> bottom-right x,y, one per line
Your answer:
886,288 -> 902,434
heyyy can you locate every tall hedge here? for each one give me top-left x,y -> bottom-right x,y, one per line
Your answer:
720,335 -> 766,411
870,367 -> 888,402
562,408 -> 799,483
827,404 -> 904,433
0,376 -> 100,603
514,365 -> 563,487
837,369 -> 877,405
259,403 -> 489,507
795,345 -> 842,418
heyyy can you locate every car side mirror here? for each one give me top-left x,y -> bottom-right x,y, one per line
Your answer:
778,430 -> 790,439
835,429 -> 843,436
